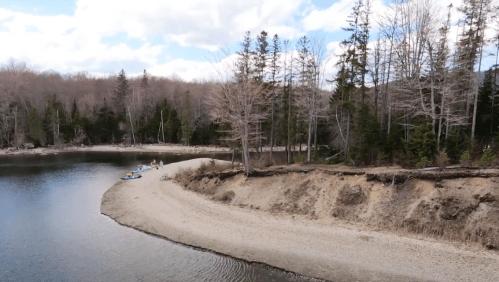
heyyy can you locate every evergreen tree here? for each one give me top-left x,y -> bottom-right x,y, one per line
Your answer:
456,0 -> 493,141
140,69 -> 151,123
407,119 -> 437,164
181,91 -> 192,145
269,34 -> 281,156
475,69 -> 497,143
113,69 -> 130,120
254,30 -> 269,82
237,31 -> 254,78
27,107 -> 45,146
354,103 -> 380,164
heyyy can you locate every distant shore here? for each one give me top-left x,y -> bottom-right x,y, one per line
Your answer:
0,144 -> 296,156
0,144 -> 231,156
100,158 -> 499,282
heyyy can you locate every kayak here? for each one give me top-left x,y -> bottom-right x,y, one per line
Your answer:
121,174 -> 142,180
133,165 -> 152,174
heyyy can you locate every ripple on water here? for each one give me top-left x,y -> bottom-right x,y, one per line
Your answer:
0,152 -> 325,282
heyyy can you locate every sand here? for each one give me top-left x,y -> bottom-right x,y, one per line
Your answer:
101,158 -> 499,282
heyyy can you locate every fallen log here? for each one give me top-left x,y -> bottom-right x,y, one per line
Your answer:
366,170 -> 499,184
191,166 -> 499,184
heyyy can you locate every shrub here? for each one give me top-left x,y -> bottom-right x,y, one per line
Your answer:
415,156 -> 429,169
436,150 -> 450,168
196,159 -> 234,174
293,153 -> 306,163
478,148 -> 496,166
460,150 -> 471,166
251,153 -> 285,168
343,157 -> 355,166
407,119 -> 436,164
375,151 -> 388,166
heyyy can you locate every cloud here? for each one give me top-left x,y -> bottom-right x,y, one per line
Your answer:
0,0 -> 308,80
147,53 -> 240,82
73,0 -> 305,50
302,0 -> 388,32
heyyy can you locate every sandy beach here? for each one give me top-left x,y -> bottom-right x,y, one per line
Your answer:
101,158 -> 499,282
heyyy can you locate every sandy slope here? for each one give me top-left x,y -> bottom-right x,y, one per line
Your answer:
101,158 -> 499,282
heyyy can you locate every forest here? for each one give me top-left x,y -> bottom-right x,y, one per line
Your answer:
0,0 -> 498,169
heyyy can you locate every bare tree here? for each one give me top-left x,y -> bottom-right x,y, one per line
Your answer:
209,52 -> 267,173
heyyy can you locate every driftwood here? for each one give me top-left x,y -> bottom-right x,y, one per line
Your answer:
192,165 -> 499,185
366,170 -> 499,184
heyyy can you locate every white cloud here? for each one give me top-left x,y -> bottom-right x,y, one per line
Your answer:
302,0 -> 387,32
148,53 -> 239,82
0,0 -> 307,80
73,0 -> 305,50
0,9 -> 163,74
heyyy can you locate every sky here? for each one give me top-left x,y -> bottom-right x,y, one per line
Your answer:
0,0 -> 497,82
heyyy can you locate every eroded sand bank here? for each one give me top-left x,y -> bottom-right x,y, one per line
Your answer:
101,158 -> 499,282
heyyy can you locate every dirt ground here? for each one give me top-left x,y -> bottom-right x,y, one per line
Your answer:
183,166 -> 499,250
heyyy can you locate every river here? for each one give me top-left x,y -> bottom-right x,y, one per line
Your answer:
0,151 -> 322,282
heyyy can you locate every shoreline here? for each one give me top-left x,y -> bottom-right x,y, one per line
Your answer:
100,158 -> 499,282
0,144 -> 231,156
0,144 -> 295,156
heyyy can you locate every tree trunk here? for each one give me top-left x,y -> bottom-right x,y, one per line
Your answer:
128,107 -> 136,144
384,41 -> 393,134
313,116 -> 318,159
306,113 -> 312,162
14,106 -> 17,146
161,110 -> 165,143
346,111 -> 350,158
471,39 -> 485,141
270,94 -> 274,158
437,91 -> 446,151
492,38 -> 499,136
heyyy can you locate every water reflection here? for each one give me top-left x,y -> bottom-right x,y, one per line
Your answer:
0,152 -> 323,282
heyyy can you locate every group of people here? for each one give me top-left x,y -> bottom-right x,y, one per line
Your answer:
126,159 -> 164,177
151,159 -> 164,169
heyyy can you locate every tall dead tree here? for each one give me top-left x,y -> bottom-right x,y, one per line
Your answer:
210,53 -> 266,173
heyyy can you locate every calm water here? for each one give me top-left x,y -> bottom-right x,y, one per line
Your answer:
0,152 -> 322,282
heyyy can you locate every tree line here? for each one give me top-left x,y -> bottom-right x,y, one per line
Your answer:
211,0 -> 499,170
1,0 -> 498,170
0,63 -> 219,148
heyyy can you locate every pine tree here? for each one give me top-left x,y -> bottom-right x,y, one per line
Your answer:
181,91 -> 192,145
295,35 -> 315,161
27,107 -> 45,146
269,34 -> 281,157
254,30 -> 269,83
113,69 -> 130,120
237,31 -> 254,79
407,119 -> 437,164
140,69 -> 151,123
475,69 -> 498,143
457,0 -> 493,141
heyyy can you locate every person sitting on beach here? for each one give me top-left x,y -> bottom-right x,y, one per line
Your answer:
159,160 -> 163,168
151,159 -> 157,166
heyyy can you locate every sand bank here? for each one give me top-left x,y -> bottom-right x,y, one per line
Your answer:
101,158 -> 499,282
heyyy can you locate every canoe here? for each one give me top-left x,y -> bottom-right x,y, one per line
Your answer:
121,174 -> 142,180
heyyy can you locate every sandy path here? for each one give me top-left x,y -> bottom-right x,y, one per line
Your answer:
101,158 -> 499,282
